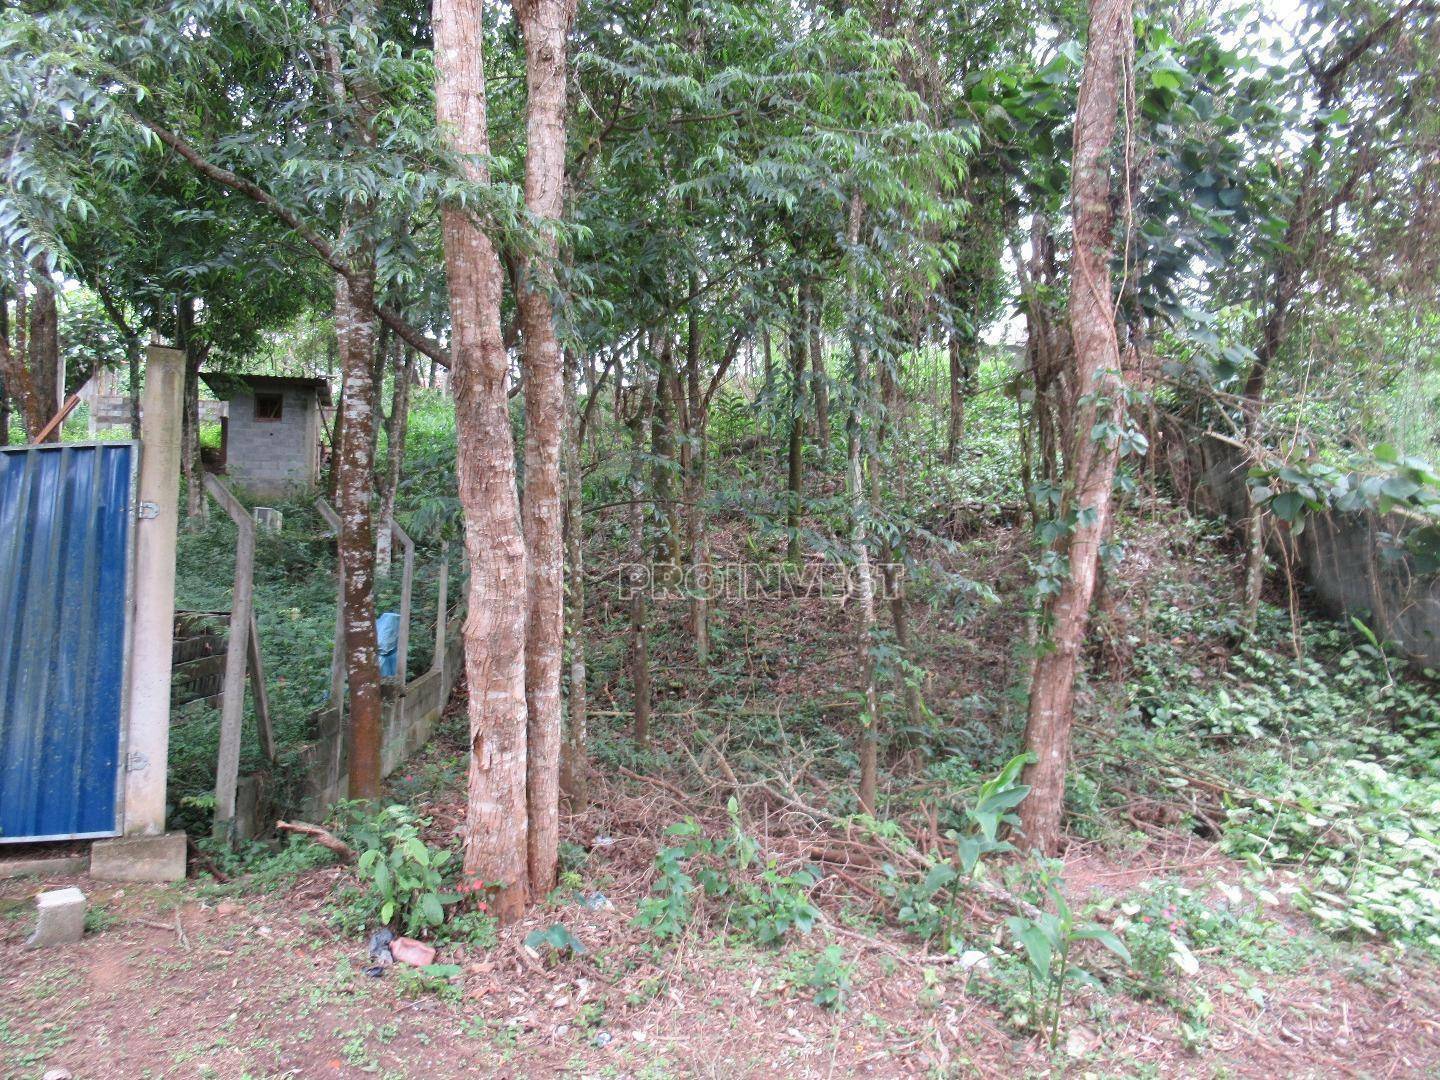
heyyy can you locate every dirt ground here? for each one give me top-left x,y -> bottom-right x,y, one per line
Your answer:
5,775 -> 1440,1079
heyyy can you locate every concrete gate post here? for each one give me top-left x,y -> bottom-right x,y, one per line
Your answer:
91,344 -> 188,882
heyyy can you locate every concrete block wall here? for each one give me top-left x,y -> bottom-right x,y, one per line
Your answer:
1165,428 -> 1440,666
289,604 -> 468,823
225,387 -> 321,499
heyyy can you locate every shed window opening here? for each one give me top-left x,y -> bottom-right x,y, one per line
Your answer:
254,393 -> 284,421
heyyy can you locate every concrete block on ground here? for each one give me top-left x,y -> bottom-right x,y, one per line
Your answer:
26,887 -> 86,947
89,832 -> 187,882
234,774 -> 272,842
0,854 -> 89,879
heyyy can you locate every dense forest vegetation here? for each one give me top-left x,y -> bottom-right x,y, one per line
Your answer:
3,0 -> 1440,1073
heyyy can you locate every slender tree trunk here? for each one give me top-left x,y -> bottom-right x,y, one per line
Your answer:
127,332 -> 142,439
786,288 -> 807,565
310,0 -> 386,809
559,355 -> 589,808
1018,0 -> 1133,857
627,383 -> 653,747
0,321 -> 45,440
512,0 -> 576,898
762,326 -> 774,398
807,282 -> 828,465
845,194 -> 881,815
176,297 -> 207,527
435,0 -> 532,922
367,323 -> 388,493
1014,224 -> 1067,495
1240,269 -> 1298,630
651,336 -> 681,577
0,290 -> 9,447
682,300 -> 710,666
945,331 -> 969,462
329,366 -> 346,501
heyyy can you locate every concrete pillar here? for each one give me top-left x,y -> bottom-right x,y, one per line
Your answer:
121,345 -> 185,837
433,543 -> 449,683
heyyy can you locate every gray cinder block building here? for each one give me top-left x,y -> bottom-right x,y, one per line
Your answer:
200,373 -> 331,499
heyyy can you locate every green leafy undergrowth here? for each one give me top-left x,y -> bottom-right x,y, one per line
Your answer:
1225,760 -> 1440,950
634,798 -> 820,946
1129,606 -> 1440,951
196,833 -> 341,895
882,752 -> 1031,953
783,944 -> 855,1010
1132,619 -> 1440,774
1109,878 -> 1308,1002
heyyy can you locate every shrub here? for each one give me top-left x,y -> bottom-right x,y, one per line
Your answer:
342,803 -> 461,938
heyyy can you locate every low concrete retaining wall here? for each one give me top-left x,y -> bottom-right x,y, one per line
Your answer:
297,604 -> 468,820
1162,427 -> 1440,666
228,601 -> 467,837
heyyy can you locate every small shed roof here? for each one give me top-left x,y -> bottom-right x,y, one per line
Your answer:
200,372 -> 333,407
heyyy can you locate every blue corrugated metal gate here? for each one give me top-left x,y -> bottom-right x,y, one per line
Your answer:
0,443 -> 137,842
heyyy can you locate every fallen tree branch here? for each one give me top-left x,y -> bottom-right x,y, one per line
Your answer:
276,820 -> 356,861
617,765 -> 691,803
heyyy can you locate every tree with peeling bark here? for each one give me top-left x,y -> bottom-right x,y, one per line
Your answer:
1017,0 -> 1134,857
433,0 -> 534,923
512,0 -> 578,899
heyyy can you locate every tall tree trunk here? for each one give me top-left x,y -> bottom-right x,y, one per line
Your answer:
1014,224 -> 1068,496
867,326 -> 923,738
762,326 -> 774,399
0,285 -> 11,446
367,323 -> 389,496
1018,0 -> 1133,857
127,332 -> 142,439
682,297 -> 711,665
328,365 -> 346,501
309,0 -> 387,810
28,269 -> 59,441
651,335 -> 681,577
945,329 -> 972,463
845,194 -> 881,815
1239,215 -> 1305,630
627,382 -> 653,747
0,310 -> 44,440
785,288 -> 807,564
512,0 -> 576,898
559,354 -> 588,808
334,273 -> 387,805
806,282 -> 828,466
435,0 -> 533,922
